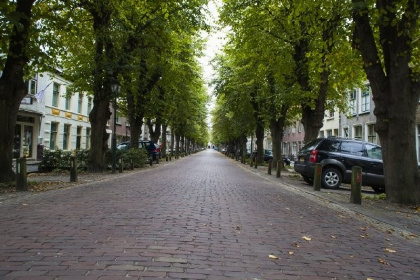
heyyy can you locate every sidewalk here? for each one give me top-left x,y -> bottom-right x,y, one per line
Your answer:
231,157 -> 420,244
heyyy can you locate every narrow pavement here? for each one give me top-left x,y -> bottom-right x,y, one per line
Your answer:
0,150 -> 419,280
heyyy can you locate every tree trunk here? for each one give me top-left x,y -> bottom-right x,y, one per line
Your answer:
0,0 -> 35,182
161,123 -> 167,156
147,118 -> 162,143
352,0 -> 420,205
175,133 -> 180,155
86,1 -> 115,172
170,128 -> 175,153
255,121 -> 265,163
88,99 -> 111,172
270,105 -> 288,171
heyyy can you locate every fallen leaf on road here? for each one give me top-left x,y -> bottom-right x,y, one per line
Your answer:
384,248 -> 396,253
269,255 -> 279,259
22,203 -> 28,206
378,258 -> 389,265
367,278 -> 375,280
331,235 -> 336,239
302,236 -> 311,241
292,242 -> 300,248
360,235 -> 366,238
288,251 -> 294,255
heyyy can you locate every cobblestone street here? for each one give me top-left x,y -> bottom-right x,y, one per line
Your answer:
0,150 -> 419,279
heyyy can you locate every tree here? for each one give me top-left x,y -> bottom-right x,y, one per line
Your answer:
0,0 -> 68,182
351,0 -> 420,204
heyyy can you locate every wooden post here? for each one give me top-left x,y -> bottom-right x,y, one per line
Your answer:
70,156 -> 77,182
276,160 -> 281,178
250,155 -> 254,167
130,158 -> 134,170
16,157 -> 28,191
350,166 -> 362,204
268,160 -> 272,175
313,163 -> 322,191
254,158 -> 258,169
119,158 -> 123,173
166,155 -> 169,162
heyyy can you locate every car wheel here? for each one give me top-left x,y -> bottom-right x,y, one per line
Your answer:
321,167 -> 342,189
302,176 -> 313,185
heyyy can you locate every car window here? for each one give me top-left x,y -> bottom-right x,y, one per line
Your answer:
318,139 -> 339,152
365,143 -> 382,160
340,141 -> 364,156
300,138 -> 324,152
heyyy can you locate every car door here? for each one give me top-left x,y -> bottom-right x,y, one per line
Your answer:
363,143 -> 384,187
339,141 -> 369,183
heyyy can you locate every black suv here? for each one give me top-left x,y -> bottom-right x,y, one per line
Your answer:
294,137 -> 384,192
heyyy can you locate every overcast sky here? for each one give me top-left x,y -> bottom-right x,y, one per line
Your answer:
199,0 -> 226,129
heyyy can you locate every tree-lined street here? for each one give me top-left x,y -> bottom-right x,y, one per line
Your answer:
1,150 -> 419,279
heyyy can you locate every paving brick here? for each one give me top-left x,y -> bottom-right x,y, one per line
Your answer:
0,150 -> 419,279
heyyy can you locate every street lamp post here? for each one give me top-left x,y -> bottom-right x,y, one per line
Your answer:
111,84 -> 120,174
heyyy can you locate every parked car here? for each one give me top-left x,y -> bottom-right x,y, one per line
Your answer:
283,156 -> 291,166
252,149 -> 291,166
117,140 -> 160,161
294,137 -> 384,192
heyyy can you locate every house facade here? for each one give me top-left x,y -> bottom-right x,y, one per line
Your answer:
339,85 -> 379,144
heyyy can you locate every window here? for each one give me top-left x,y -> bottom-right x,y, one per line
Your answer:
349,90 -> 357,115
50,122 -> 58,150
319,131 -> 325,138
86,127 -> 91,149
52,83 -> 60,107
340,141 -> 364,156
327,130 -> 333,137
78,93 -> 83,114
76,126 -> 82,150
65,95 -> 71,110
365,143 -> 382,160
361,85 -> 371,112
298,122 -> 302,133
28,79 -> 37,95
87,97 -> 92,114
63,124 -> 71,150
367,124 -> 377,144
354,125 -> 362,140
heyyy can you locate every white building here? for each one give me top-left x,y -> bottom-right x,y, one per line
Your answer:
16,71 -> 92,160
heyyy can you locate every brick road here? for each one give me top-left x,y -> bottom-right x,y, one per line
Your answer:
0,150 -> 419,280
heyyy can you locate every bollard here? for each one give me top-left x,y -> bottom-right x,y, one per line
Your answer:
70,156 -> 78,182
166,155 -> 169,162
149,157 -> 153,166
268,160 -> 272,175
350,166 -> 362,204
155,156 -> 159,164
250,156 -> 254,167
313,163 -> 322,191
169,154 -> 172,161
276,160 -> 281,178
130,158 -> 134,170
119,158 -> 123,173
254,158 -> 258,169
16,157 -> 28,191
